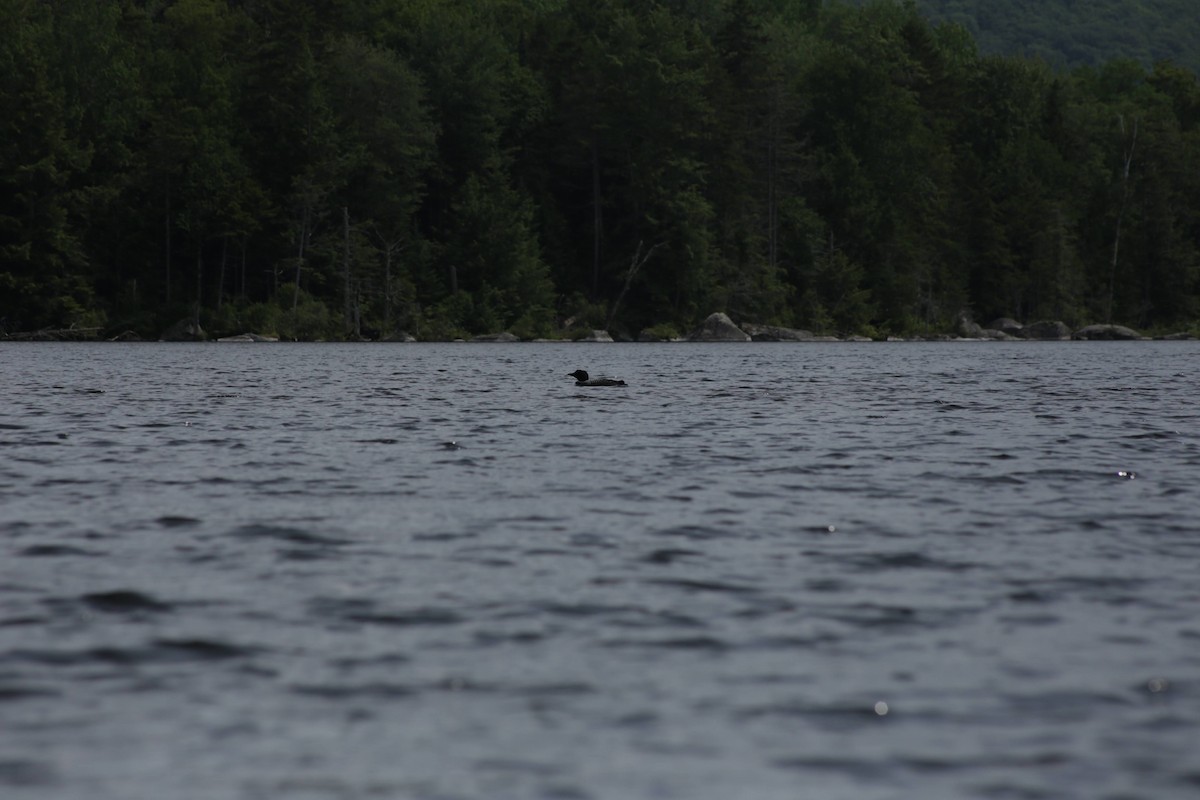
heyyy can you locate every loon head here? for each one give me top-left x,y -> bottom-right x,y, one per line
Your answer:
568,369 -> 590,382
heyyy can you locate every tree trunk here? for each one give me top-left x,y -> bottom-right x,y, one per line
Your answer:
292,204 -> 309,312
164,175 -> 172,304
766,87 -> 779,271
592,136 -> 603,299
384,245 -> 392,335
1107,116 -> 1137,325
216,237 -> 228,311
194,248 -> 203,328
343,206 -> 352,337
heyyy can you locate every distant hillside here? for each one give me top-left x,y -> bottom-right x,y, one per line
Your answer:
914,0 -> 1200,73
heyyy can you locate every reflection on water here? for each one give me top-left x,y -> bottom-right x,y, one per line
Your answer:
2,341 -> 1199,799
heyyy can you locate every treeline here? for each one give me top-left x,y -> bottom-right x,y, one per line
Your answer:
2,0 -> 1199,341
914,0 -> 1200,74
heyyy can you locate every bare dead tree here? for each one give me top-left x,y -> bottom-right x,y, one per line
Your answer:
592,137 -> 603,299
606,240 -> 665,330
366,226 -> 407,336
343,206 -> 354,337
216,236 -> 228,311
291,199 -> 312,312
1107,114 -> 1138,324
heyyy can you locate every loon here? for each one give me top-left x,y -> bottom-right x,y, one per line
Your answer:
569,369 -> 626,387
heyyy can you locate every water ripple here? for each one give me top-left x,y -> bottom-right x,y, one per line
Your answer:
2,341 -> 1198,800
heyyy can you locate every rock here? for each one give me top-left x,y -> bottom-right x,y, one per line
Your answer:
1072,324 -> 1143,341
1158,331 -> 1196,340
578,329 -> 614,343
382,331 -> 417,342
108,330 -> 143,342
217,332 -> 279,343
843,335 -> 873,342
983,329 -> 1020,341
471,332 -> 520,343
687,312 -> 750,342
741,323 -> 814,342
986,317 -> 1024,336
160,319 -> 206,342
956,313 -> 984,338
1019,320 -> 1071,340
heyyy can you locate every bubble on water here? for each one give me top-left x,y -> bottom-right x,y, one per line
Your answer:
873,701 -> 889,716
1116,470 -> 1136,479
1147,677 -> 1170,693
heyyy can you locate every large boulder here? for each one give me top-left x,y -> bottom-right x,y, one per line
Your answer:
741,323 -> 814,342
956,312 -> 984,338
986,317 -> 1024,336
1073,324 -> 1143,341
1019,320 -> 1071,340
687,312 -> 750,342
382,331 -> 417,342
578,329 -> 614,343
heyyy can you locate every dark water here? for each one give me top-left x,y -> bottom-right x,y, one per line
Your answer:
2,341 -> 1198,800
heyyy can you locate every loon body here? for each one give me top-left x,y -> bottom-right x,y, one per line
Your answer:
569,369 -> 626,387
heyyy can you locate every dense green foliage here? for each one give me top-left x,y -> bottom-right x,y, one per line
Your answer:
915,0 -> 1200,74
2,0 -> 1199,340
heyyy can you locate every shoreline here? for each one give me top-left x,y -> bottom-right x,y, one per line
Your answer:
2,334 -> 1196,344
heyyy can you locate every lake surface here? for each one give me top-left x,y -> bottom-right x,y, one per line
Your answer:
1,341 -> 1198,800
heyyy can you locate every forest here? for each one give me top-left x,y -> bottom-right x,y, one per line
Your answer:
2,0 -> 1199,341
914,0 -> 1200,74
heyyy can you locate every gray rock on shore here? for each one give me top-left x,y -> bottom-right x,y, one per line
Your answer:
987,318 -> 1024,336
216,333 -> 279,343
741,323 -> 814,341
471,332 -> 520,343
1019,320 -> 1072,340
1072,324 -> 1144,340
956,313 -> 985,338
687,312 -> 750,342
